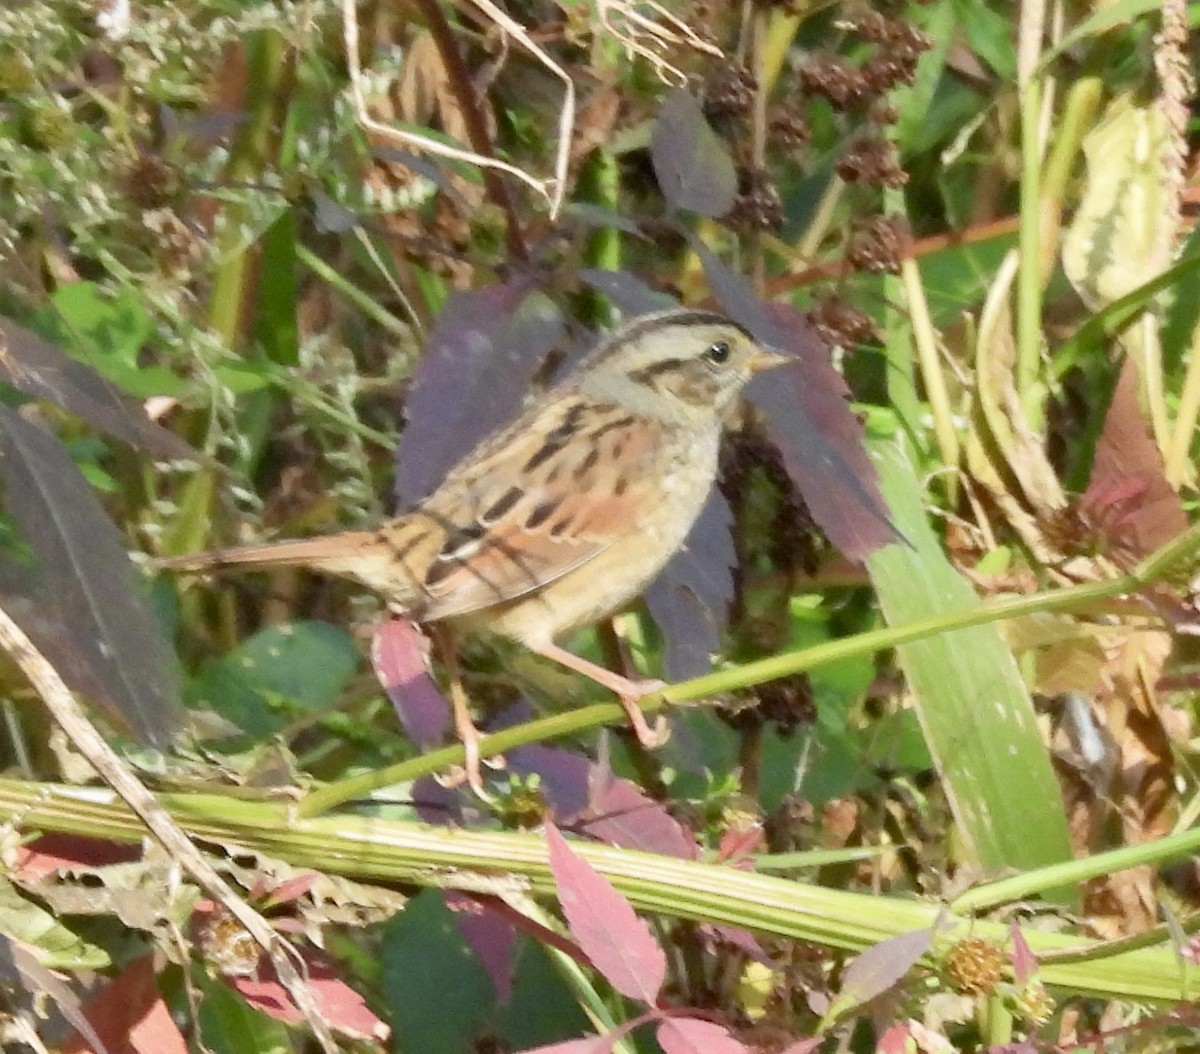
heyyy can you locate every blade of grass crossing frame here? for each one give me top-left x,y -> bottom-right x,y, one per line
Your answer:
866,439 -> 1073,891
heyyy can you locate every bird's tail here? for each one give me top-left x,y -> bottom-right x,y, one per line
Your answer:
155,532 -> 381,582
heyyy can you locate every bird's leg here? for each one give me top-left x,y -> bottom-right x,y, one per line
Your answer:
428,625 -> 490,798
533,641 -> 670,747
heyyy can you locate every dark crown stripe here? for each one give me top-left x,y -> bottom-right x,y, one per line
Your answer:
616,310 -> 749,346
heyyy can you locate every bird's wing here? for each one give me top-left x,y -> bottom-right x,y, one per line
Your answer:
399,394 -> 664,622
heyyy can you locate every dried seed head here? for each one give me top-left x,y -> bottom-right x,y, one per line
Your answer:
799,53 -> 874,110
944,937 -> 1005,995
846,216 -> 911,274
729,167 -> 784,232
704,63 -> 758,120
809,296 -> 878,349
836,137 -> 908,187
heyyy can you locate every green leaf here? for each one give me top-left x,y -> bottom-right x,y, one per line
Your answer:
199,978 -> 291,1054
187,620 -> 358,737
866,439 -> 1073,888
0,877 -> 109,969
253,209 -> 300,367
381,890 -> 495,1054
37,283 -> 187,399
950,0 -> 1017,80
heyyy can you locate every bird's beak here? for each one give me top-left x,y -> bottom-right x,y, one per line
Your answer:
749,348 -> 791,373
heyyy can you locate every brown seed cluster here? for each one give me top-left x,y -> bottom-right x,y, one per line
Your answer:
846,215 -> 912,274
703,63 -> 759,121
729,166 -> 785,232
122,151 -> 183,210
808,296 -> 878,349
836,136 -> 907,187
799,11 -> 930,112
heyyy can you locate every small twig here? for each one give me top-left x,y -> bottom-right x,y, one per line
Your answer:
596,0 -> 723,85
0,604 -> 339,1054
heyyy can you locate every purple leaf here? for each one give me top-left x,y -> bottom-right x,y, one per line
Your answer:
697,924 -> 770,965
650,90 -> 737,218
545,824 -> 666,1005
490,700 -> 593,816
0,407 -> 181,747
446,892 -> 516,1003
394,281 -> 561,507
576,769 -> 698,859
645,492 -> 734,680
579,270 -> 678,315
832,927 -> 932,1017
657,1018 -> 749,1054
371,619 -> 449,747
691,242 -> 898,559
779,1040 -> 823,1054
0,317 -> 194,460
410,775 -> 467,826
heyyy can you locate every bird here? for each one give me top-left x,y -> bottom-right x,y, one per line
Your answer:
160,308 -> 788,783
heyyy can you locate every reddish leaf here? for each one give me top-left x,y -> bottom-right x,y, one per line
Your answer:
832,927 -> 932,1017
1081,355 -> 1186,559
780,1039 -> 823,1054
260,873 -> 318,908
545,824 -> 666,1005
650,90 -> 737,217
446,891 -> 517,1003
13,834 -> 140,880
517,1037 -> 617,1054
1009,922 -> 1037,986
231,954 -> 389,1041
645,492 -> 735,680
693,242 -> 898,559
394,281 -> 562,507
876,1023 -> 912,1054
714,820 -> 765,865
576,771 -> 698,859
657,1017 -> 749,1054
0,406 -> 181,747
63,955 -> 186,1054
372,619 -> 449,746
0,316 -> 194,460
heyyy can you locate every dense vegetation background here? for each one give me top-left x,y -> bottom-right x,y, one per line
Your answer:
0,0 -> 1199,1051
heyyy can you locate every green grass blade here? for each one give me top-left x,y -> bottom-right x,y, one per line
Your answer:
867,439 -> 1073,880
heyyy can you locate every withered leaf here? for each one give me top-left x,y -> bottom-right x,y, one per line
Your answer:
0,406 -> 182,747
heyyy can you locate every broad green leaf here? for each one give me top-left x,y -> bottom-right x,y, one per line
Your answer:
187,620 -> 358,737
37,283 -> 187,399
0,878 -> 109,969
866,440 -> 1073,884
199,979 -> 291,1054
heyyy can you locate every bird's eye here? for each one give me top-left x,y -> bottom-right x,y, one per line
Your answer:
705,341 -> 731,365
